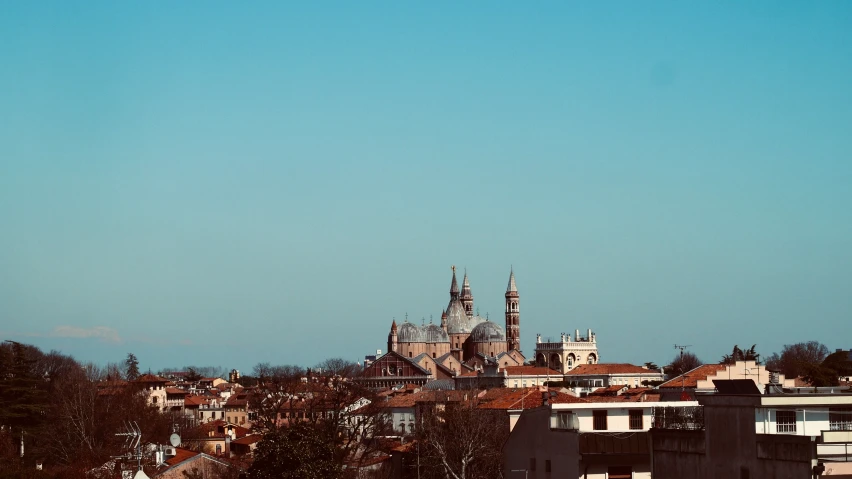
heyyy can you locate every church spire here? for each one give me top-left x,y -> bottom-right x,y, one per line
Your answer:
505,267 -> 520,351
460,268 -> 474,318
507,266 -> 518,293
449,265 -> 460,300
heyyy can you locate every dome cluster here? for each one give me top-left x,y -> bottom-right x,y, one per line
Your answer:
396,321 -> 449,343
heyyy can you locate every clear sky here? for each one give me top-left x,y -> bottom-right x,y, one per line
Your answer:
1,2 -> 851,374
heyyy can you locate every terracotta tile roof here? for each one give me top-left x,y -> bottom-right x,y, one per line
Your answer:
658,364 -> 727,388
794,376 -> 812,387
165,448 -> 199,466
478,387 -> 588,410
135,374 -> 169,383
502,366 -> 561,376
231,435 -> 262,446
376,394 -> 419,409
589,385 -> 627,396
565,364 -> 657,376
165,387 -> 187,395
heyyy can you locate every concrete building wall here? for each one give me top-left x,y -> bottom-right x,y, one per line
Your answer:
503,408 -> 579,479
651,396 -> 815,479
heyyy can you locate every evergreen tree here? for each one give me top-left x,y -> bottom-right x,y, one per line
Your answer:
125,353 -> 140,381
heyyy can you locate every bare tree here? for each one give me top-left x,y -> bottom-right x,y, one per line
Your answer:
766,341 -> 831,379
666,352 -> 703,377
416,394 -> 507,479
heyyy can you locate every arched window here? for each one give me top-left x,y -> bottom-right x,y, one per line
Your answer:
432,352 -> 436,358
409,352 -> 413,358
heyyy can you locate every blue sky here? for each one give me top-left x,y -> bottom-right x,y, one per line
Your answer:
1,2 -> 850,374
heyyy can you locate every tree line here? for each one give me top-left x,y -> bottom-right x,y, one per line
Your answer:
660,341 -> 851,387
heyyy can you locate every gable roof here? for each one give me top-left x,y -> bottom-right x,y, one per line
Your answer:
565,363 -> 658,376
659,364 -> 727,388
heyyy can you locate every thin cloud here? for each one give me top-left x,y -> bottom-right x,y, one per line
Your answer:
51,326 -> 122,344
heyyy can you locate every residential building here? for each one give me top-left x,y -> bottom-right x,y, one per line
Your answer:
504,396 -> 699,479
135,374 -> 169,412
650,383 -> 852,478
564,363 -> 665,395
659,361 -> 797,393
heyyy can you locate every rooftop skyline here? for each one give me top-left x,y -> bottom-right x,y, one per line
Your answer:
1,2 -> 851,373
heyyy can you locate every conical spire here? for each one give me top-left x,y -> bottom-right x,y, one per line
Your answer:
461,270 -> 472,296
391,319 -> 397,331
507,267 -> 517,293
449,265 -> 460,299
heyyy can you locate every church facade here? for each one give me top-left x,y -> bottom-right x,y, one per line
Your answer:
387,267 -> 522,363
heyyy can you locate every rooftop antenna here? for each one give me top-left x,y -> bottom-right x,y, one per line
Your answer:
114,421 -> 143,472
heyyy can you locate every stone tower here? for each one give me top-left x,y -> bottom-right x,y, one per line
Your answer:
387,319 -> 398,353
460,270 -> 474,318
505,268 -> 520,351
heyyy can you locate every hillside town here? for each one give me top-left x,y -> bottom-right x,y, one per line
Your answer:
1,268 -> 850,479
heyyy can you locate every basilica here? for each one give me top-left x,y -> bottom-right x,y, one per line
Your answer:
387,267 -> 524,363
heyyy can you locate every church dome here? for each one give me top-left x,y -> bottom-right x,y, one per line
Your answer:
397,322 -> 425,343
423,323 -> 450,343
446,300 -> 476,334
470,321 -> 505,343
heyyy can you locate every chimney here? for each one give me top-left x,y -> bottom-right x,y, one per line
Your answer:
575,329 -> 580,341
225,436 -> 231,456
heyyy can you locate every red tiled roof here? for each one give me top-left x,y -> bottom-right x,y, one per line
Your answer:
502,366 -> 561,376
231,435 -> 262,446
135,374 -> 169,383
165,448 -> 199,466
165,387 -> 187,395
794,376 -> 812,387
589,385 -> 627,396
478,387 -> 588,410
565,364 -> 658,376
659,364 -> 727,388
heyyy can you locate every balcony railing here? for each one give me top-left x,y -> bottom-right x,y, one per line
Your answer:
652,406 -> 704,430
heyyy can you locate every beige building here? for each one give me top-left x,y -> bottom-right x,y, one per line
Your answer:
659,360 -> 796,393
534,329 -> 599,373
564,363 -> 666,395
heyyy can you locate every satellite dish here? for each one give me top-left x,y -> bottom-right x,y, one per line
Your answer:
169,433 -> 181,447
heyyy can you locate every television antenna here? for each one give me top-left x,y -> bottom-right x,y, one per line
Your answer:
674,344 -> 692,357
114,421 -> 143,472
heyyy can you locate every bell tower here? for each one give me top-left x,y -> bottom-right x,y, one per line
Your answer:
387,319 -> 398,353
505,268 -> 520,351
460,269 -> 474,318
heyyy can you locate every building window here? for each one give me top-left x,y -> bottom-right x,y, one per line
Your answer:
776,410 -> 796,433
433,352 -> 436,358
552,411 -> 573,429
830,408 -> 852,431
607,466 -> 632,479
629,409 -> 643,430
593,410 -> 608,430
